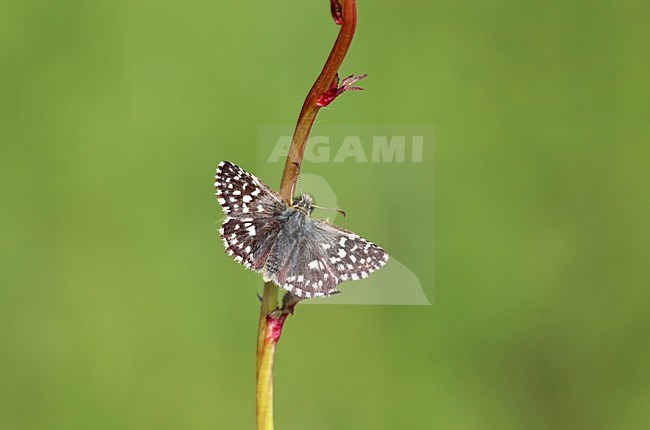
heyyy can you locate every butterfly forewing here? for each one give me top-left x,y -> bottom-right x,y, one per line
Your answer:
313,221 -> 389,282
215,161 -> 286,272
215,161 -> 284,217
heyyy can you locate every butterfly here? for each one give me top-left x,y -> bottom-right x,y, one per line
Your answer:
214,161 -> 389,298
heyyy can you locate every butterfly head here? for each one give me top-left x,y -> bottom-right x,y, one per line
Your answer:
292,193 -> 315,215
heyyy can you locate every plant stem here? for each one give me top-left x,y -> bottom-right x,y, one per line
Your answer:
278,0 -> 358,200
255,1 -> 357,429
255,283 -> 279,430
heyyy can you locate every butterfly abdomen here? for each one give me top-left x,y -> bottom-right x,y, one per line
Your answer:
263,211 -> 303,281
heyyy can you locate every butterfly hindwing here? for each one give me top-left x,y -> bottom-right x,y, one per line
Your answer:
268,221 -> 340,298
219,215 -> 283,271
268,217 -> 388,298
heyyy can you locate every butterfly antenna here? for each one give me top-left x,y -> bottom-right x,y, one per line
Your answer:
291,162 -> 345,217
292,162 -> 304,197
311,204 -> 347,218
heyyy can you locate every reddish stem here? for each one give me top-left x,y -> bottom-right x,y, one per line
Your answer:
266,313 -> 289,343
277,0 -> 358,202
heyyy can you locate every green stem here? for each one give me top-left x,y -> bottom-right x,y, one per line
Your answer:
255,1 -> 358,429
255,283 -> 278,430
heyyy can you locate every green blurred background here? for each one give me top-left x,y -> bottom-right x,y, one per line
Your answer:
1,1 -> 649,429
